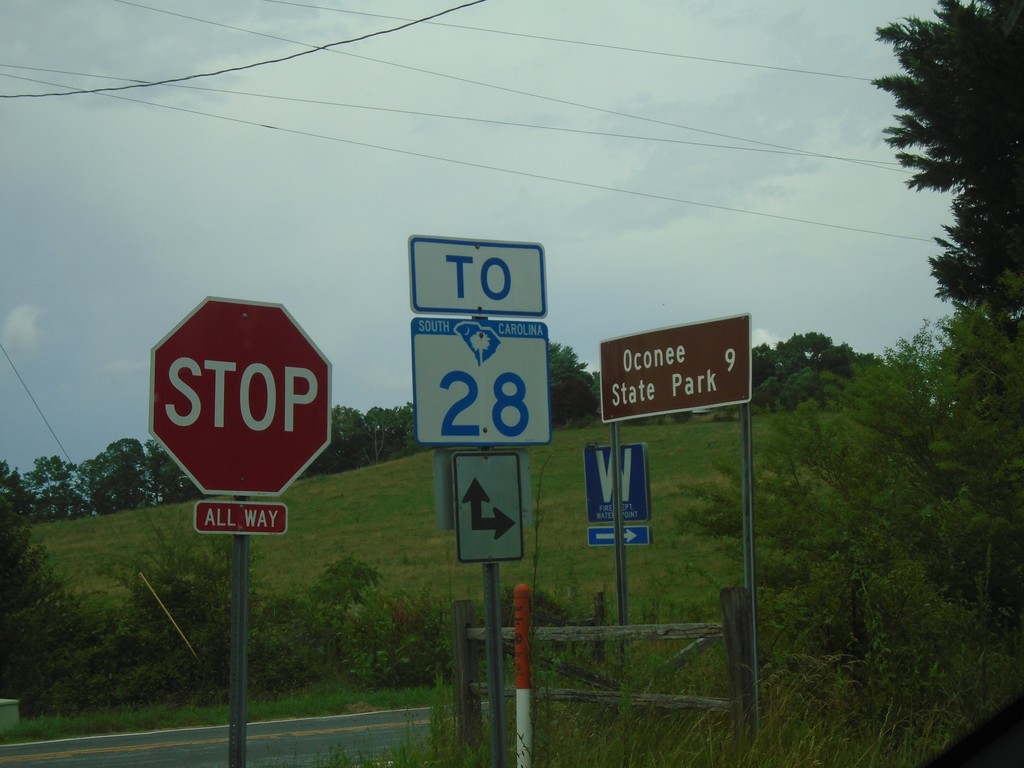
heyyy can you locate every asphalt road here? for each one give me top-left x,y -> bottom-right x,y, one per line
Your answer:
0,708 -> 430,767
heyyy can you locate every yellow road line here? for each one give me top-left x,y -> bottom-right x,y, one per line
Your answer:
0,719 -> 429,764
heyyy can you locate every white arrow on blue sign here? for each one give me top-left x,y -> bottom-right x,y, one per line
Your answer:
588,525 -> 651,547
583,443 -> 651,523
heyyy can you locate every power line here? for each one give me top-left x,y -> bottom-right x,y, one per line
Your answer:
1,4 -> 897,172
0,0 -> 490,99
0,55 -> 898,173
104,4 -> 891,169
326,47 -> 897,173
263,0 -> 874,82
0,64 -> 903,171
0,340 -> 74,465
17,72 -> 929,244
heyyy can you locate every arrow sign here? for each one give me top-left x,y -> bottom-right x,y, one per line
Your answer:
462,478 -> 516,539
587,525 -> 651,547
453,452 -> 525,563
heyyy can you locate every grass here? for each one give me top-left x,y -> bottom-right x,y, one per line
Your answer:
317,676 -> 942,768
32,415 -> 750,620
18,413 -> 987,766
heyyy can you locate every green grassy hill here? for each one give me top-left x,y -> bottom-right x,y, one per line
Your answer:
33,417 -> 750,622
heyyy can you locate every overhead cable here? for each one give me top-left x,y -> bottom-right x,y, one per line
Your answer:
0,340 -> 74,466
0,0 -> 489,99
9,70 -> 931,244
264,0 -> 873,82
0,65 -> 902,171
0,3 -> 894,172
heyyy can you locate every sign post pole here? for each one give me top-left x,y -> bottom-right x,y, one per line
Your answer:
610,423 -> 629,626
228,529 -> 250,768
483,562 -> 508,768
739,403 -> 760,730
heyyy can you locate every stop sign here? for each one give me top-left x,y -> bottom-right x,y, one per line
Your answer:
150,297 -> 331,496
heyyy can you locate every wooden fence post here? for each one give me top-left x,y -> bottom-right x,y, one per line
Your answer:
720,587 -> 758,744
452,599 -> 482,749
593,591 -> 605,662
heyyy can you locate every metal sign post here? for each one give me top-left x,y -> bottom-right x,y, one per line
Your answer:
739,403 -> 760,729
610,422 -> 629,626
229,531 -> 250,768
483,562 -> 508,768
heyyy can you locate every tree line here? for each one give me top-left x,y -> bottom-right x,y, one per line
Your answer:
1,336 -> 869,522
0,401 -> 422,523
0,342 -> 599,520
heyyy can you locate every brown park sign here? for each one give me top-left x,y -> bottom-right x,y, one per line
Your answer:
600,314 -> 751,422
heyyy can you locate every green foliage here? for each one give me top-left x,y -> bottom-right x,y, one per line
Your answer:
684,309 -> 1024,733
143,438 -> 197,505
305,556 -> 383,671
844,316 -> 1024,619
79,438 -> 149,516
0,497 -> 79,714
0,461 -> 33,516
1,500 -> 127,716
335,588 -> 451,689
752,332 -> 874,411
548,342 -> 599,425
310,555 -> 382,611
307,403 -> 419,477
302,556 -> 451,689
22,455 -> 86,520
875,0 -> 1024,317
11,441 -> 198,521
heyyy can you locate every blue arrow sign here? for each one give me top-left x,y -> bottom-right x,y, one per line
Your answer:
583,443 -> 651,523
587,525 -> 651,547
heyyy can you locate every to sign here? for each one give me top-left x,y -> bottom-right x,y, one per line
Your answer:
150,297 -> 331,496
600,314 -> 751,422
409,235 -> 547,317
411,317 -> 551,446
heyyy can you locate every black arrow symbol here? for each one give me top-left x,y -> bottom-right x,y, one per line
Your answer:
462,478 -> 515,539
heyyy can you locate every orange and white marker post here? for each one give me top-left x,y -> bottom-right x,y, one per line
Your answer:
514,583 -> 532,768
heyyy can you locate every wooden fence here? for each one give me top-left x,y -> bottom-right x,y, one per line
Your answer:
451,586 -> 757,749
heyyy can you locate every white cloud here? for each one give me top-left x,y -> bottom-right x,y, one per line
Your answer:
752,328 -> 784,348
1,305 -> 44,353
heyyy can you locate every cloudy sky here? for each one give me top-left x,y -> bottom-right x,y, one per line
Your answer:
1,0 -> 953,473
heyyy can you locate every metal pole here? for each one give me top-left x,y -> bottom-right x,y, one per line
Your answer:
611,422 -> 628,625
229,532 -> 250,768
483,562 -> 508,768
739,403 -> 760,730
514,583 -> 532,768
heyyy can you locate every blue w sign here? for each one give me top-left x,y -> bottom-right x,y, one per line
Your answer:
583,443 -> 651,524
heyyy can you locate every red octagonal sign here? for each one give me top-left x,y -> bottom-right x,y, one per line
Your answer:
150,297 -> 331,496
